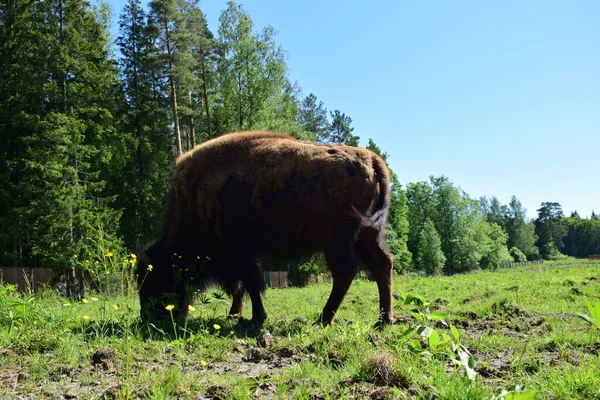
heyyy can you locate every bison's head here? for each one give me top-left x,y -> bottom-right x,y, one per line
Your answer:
135,239 -> 184,323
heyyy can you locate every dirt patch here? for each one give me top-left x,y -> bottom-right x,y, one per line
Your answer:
475,350 -> 513,379
335,378 -> 394,400
0,348 -> 17,358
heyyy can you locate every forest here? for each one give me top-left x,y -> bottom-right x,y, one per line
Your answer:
1,0 -> 599,281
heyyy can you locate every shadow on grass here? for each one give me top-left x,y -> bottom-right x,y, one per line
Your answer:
72,314 -> 278,342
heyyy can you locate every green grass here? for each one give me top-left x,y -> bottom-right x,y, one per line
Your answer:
1,260 -> 599,399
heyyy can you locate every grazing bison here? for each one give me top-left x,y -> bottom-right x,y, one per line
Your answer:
135,131 -> 395,327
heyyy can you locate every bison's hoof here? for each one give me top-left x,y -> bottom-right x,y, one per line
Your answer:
250,315 -> 267,327
314,317 -> 335,327
374,317 -> 395,330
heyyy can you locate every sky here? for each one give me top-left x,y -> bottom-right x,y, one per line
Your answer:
104,0 -> 599,220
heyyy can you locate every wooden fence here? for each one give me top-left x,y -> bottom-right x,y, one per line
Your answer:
0,267 -> 55,292
498,259 -> 544,269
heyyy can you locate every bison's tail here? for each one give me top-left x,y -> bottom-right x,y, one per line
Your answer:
371,155 -> 390,227
356,155 -> 390,232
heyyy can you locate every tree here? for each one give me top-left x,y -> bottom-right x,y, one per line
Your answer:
480,222 -> 512,269
0,0 -> 123,275
563,216 -> 600,257
116,0 -> 174,246
535,202 -> 568,259
481,196 -> 507,228
298,93 -> 329,142
417,219 -> 446,275
186,2 -> 219,141
0,0 -> 49,266
215,1 -> 288,133
504,196 -> 539,260
406,181 -> 435,263
328,110 -> 359,146
148,0 -> 188,155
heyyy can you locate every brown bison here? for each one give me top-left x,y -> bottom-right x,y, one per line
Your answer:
135,131 -> 395,327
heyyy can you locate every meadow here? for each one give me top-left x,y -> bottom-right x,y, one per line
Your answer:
1,259 -> 599,399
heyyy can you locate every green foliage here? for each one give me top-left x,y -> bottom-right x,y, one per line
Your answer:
577,299 -> 600,330
505,197 -> 539,260
0,0 -> 122,269
510,247 -> 527,263
327,109 -> 359,146
298,93 -> 329,142
563,216 -> 600,258
215,1 -> 289,133
535,202 -> 568,259
417,219 -> 446,275
480,222 -> 512,270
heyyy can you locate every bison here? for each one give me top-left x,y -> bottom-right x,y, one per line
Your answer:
135,131 -> 395,327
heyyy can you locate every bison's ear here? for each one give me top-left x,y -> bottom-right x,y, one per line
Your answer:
136,239 -> 152,265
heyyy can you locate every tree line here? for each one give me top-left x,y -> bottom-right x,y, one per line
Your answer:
0,0 -> 597,280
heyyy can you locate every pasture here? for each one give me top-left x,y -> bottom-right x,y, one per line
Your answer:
1,259 -> 599,399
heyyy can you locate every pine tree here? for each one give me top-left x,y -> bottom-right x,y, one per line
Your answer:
328,110 -> 359,146
148,0 -> 186,155
299,93 -> 329,142
185,1 -> 218,142
0,0 -> 50,266
117,0 -> 174,246
0,0 -> 122,274
535,202 -> 568,259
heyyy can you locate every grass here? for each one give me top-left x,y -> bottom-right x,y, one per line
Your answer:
0,259 -> 599,399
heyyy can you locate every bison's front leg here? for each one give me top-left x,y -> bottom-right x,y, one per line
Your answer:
245,268 -> 267,326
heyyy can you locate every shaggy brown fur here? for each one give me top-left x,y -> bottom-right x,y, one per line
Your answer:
136,131 -> 395,327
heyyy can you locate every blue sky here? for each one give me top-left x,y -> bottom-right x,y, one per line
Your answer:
104,0 -> 599,219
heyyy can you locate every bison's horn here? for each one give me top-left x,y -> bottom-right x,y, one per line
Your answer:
136,239 -> 152,265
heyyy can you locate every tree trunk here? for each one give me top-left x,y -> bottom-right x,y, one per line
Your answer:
164,20 -> 182,156
200,55 -> 212,139
188,90 -> 196,147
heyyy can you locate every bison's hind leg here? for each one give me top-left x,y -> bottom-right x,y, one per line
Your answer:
355,227 -> 395,327
320,244 -> 360,326
227,280 -> 245,318
226,257 -> 267,327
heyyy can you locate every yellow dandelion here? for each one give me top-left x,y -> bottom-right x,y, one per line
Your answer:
105,251 -> 113,258
188,305 -> 196,312
82,298 -> 89,304
213,324 -> 221,330
147,264 -> 153,272
165,304 -> 175,311
130,253 -> 137,259
129,259 -> 136,265
200,360 -> 208,368
112,304 -> 119,311
82,315 -> 91,321
91,297 -> 99,302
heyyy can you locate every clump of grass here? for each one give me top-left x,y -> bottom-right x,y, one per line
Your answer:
357,352 -> 409,388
